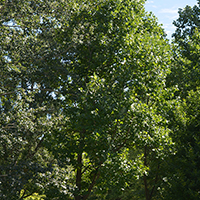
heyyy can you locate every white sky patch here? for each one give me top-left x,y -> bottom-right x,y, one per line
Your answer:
162,23 -> 172,29
159,8 -> 179,21
146,0 -> 154,3
159,8 -> 178,14
168,14 -> 179,20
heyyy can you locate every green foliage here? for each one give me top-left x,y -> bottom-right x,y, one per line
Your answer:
161,89 -> 200,200
168,1 -> 200,97
0,0 -> 187,200
163,1 -> 200,199
21,190 -> 45,200
0,90 -> 53,199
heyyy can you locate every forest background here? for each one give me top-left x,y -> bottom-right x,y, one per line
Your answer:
145,0 -> 198,38
0,0 -> 200,199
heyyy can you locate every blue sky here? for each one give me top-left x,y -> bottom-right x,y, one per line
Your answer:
145,0 -> 198,39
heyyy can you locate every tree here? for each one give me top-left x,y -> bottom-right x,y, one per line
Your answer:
0,0 -> 62,198
163,1 -> 200,199
160,89 -> 200,200
43,0 -> 173,199
1,0 -> 173,199
167,0 -> 200,97
0,90 -> 53,199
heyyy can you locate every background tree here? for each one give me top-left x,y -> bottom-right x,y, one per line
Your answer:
0,0 -> 65,199
164,1 -> 200,199
0,90 -> 54,199
167,0 -> 200,97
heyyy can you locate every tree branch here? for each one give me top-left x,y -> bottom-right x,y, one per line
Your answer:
149,163 -> 160,200
112,126 -> 131,153
83,167 -> 100,200
144,145 -> 150,200
26,135 -> 45,160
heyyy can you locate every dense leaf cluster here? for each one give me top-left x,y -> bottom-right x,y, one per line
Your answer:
0,0 -> 200,199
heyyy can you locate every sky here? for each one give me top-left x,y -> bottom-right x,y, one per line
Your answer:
145,0 -> 198,39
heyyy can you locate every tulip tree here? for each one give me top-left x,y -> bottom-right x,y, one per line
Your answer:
43,0 -> 173,199
0,0 -> 174,199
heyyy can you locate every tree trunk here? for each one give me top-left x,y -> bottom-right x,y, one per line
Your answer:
75,153 -> 82,200
83,168 -> 100,200
144,145 -> 150,200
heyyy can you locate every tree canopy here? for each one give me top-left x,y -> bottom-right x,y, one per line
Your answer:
0,0 -> 200,200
